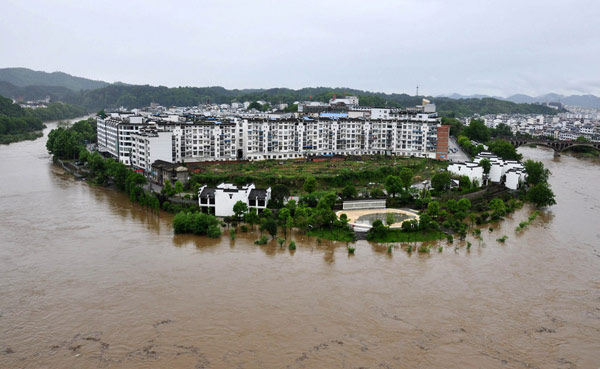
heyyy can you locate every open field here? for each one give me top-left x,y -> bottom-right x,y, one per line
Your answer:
189,156 -> 448,192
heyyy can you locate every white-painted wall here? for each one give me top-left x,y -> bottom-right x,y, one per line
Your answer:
448,163 -> 484,184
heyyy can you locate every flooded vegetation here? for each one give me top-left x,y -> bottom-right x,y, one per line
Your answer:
1,125 -> 600,368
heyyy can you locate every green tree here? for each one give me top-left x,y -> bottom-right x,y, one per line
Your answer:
317,192 -> 337,209
488,139 -> 522,161
385,212 -> 396,227
385,175 -> 403,197
233,200 -> 248,220
457,198 -> 471,212
418,213 -> 432,230
341,184 -> 357,199
285,216 -> 294,239
174,180 -> 184,195
270,184 -> 290,207
370,188 -> 385,198
248,101 -> 263,111
244,208 -> 260,229
431,172 -> 451,192
459,175 -> 471,189
303,176 -> 317,193
479,158 -> 491,175
489,198 -> 506,216
441,116 -> 464,137
427,200 -> 440,217
294,206 -> 310,232
399,167 -> 414,191
261,218 -> 278,239
492,123 -> 513,138
523,160 -> 550,186
463,119 -> 491,142
162,179 -> 176,197
527,182 -> 556,208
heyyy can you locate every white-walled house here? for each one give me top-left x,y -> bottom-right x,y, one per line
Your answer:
448,162 -> 484,185
198,183 -> 271,217
505,168 -> 527,190
452,152 -> 527,190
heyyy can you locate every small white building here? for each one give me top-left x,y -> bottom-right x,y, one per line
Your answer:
198,183 -> 271,217
505,168 -> 527,190
472,152 -> 527,188
448,162 -> 484,185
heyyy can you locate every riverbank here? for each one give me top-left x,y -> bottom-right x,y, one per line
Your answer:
0,130 -> 43,145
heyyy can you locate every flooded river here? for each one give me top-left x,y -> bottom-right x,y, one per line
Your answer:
1,122 -> 599,368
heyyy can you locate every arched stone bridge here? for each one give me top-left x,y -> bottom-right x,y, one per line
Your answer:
509,139 -> 600,156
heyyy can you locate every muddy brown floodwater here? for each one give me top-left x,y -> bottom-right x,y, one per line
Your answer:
1,122 -> 599,369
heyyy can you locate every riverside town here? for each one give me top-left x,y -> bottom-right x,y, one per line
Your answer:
3,0 -> 600,365
42,94 -> 557,246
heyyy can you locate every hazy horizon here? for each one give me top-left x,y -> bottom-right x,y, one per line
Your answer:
2,0 -> 599,97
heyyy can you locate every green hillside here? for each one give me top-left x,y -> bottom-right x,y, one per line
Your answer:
0,68 -> 108,91
66,84 -> 560,117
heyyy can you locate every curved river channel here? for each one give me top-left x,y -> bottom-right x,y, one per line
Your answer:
1,121 -> 599,368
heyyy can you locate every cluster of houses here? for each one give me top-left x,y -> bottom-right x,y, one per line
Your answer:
448,152 -> 527,190
472,110 -> 600,142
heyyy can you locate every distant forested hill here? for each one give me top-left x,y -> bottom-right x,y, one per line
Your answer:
0,81 -> 76,102
0,68 -> 562,117
0,68 -> 108,91
64,84 -> 561,117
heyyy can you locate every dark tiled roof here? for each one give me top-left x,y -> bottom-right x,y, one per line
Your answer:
199,187 -> 215,198
152,160 -> 181,170
249,189 -> 268,199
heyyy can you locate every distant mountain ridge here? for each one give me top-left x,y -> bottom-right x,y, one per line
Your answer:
0,67 -> 563,117
441,92 -> 600,109
0,67 -> 108,91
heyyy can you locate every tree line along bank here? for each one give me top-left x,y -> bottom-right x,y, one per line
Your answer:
45,117 -> 556,248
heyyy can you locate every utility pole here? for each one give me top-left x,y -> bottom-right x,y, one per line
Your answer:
416,85 -> 419,97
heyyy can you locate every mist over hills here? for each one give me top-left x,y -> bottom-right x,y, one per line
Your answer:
0,67 -> 585,116
440,92 -> 600,109
0,68 -> 108,91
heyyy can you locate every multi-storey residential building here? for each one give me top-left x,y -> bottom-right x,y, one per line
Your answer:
97,106 -> 449,170
130,128 -> 174,172
97,113 -> 151,166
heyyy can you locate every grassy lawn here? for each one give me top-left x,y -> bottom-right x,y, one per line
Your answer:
368,230 -> 446,243
307,227 -> 356,243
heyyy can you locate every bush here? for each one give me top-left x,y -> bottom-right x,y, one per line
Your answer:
207,224 -> 222,238
254,235 -> 269,245
240,225 -> 249,232
172,211 -> 221,237
288,240 -> 296,250
229,228 -> 236,240
418,245 -> 430,253
496,235 -> 508,243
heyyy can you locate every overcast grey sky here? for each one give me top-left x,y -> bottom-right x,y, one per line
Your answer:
1,0 -> 599,96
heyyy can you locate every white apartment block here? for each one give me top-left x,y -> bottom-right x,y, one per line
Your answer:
97,109 -> 447,170
97,114 -> 151,166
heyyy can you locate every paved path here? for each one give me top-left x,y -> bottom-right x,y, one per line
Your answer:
446,136 -> 471,162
